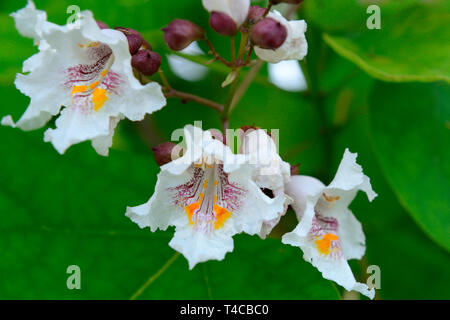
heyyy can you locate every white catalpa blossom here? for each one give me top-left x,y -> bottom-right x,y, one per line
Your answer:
202,0 -> 250,27
282,149 -> 377,299
126,125 -> 286,269
254,10 -> 308,64
2,1 -> 166,155
240,128 -> 292,238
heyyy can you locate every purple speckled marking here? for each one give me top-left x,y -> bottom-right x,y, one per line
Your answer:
310,214 -> 343,259
64,42 -> 122,113
169,164 -> 246,233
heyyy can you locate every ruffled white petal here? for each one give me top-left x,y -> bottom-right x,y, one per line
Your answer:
254,11 -> 308,63
202,0 -> 250,26
169,219 -> 235,270
286,235 -> 374,299
10,0 -> 47,43
43,105 -> 110,154
328,148 -> 378,202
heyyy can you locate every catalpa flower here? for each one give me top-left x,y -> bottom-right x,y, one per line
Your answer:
126,125 -> 285,269
2,1 -> 166,155
239,128 -> 292,238
282,149 -> 377,299
253,10 -> 307,63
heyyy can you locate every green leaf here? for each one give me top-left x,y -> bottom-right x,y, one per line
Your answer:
0,127 -> 339,299
369,81 -> 450,251
306,0 -> 450,82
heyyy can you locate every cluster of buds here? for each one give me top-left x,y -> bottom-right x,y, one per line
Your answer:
161,0 -> 307,65
97,21 -> 162,76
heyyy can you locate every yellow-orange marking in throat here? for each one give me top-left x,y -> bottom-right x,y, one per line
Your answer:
315,233 -> 339,255
89,81 -> 100,90
92,88 -> 108,111
71,85 -> 88,96
214,205 -> 231,230
185,202 -> 199,225
203,180 -> 208,189
323,193 -> 340,202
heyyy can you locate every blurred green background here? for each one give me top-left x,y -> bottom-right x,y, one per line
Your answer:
0,0 -> 448,299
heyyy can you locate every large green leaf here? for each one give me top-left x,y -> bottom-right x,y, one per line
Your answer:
0,126 -> 339,299
306,0 -> 450,82
369,81 -> 450,251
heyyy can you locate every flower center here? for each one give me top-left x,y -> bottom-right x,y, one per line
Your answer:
310,214 -> 343,258
65,42 -> 121,113
170,164 -> 246,233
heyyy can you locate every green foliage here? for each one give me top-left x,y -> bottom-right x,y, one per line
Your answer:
369,82 -> 450,251
306,0 -> 450,82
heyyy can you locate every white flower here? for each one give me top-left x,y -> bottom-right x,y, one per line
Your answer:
126,125 -> 286,269
240,128 -> 292,238
254,10 -> 308,64
202,0 -> 250,27
282,149 -> 377,299
2,1 -> 166,155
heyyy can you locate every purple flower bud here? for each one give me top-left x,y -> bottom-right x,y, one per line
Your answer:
247,5 -> 266,24
131,50 -> 161,76
152,142 -> 178,166
270,0 -> 304,4
250,17 -> 287,49
209,11 -> 237,36
115,27 -> 144,55
162,19 -> 205,51
96,20 -> 109,29
290,164 -> 300,176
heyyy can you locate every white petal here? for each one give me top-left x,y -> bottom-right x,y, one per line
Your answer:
241,129 -> 291,190
202,0 -> 250,26
126,169 -> 191,231
254,11 -> 308,63
328,148 -> 378,202
229,167 -> 285,235
43,106 -> 110,154
10,0 -> 47,42
336,208 -> 366,260
284,175 -> 325,236
169,222 -> 234,269
299,237 -> 374,299
91,115 -> 123,156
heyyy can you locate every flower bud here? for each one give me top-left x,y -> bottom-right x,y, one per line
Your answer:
96,20 -> 109,29
290,164 -> 299,176
270,0 -> 304,4
247,5 -> 266,24
131,50 -> 161,76
115,27 -> 143,55
209,11 -> 237,36
250,17 -> 287,49
162,19 -> 205,51
152,142 -> 178,166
